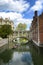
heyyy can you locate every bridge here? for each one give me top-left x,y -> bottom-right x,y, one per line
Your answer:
12,30 -> 29,40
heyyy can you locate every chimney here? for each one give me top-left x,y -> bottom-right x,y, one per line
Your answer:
33,16 -> 35,20
35,11 -> 37,16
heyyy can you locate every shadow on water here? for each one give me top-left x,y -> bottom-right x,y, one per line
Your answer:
28,41 -> 43,65
0,49 -> 13,65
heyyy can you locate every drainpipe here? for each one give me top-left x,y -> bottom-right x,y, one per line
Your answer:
37,16 -> 40,46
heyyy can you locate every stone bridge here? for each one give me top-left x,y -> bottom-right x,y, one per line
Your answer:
12,31 -> 29,40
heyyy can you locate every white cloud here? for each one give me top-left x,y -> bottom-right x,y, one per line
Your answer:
30,0 -> 42,11
0,12 -> 32,30
0,0 -> 30,13
16,18 -> 32,25
0,0 -> 31,30
9,0 -> 29,13
38,0 -> 43,3
15,18 -> 32,30
0,0 -> 9,5
0,12 -> 23,20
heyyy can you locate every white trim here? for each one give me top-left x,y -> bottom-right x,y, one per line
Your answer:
33,40 -> 43,47
33,40 -> 39,46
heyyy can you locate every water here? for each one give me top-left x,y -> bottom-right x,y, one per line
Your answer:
0,42 -> 43,65
13,37 -> 28,44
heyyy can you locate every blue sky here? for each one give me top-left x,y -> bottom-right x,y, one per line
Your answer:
0,0 -> 43,30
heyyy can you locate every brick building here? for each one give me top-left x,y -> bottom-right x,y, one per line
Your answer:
30,11 -> 43,47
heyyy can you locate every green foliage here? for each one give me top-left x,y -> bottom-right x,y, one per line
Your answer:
16,23 -> 27,31
0,25 -> 13,38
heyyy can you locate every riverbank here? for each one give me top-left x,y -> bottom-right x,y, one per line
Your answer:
0,39 -> 8,47
0,38 -> 13,53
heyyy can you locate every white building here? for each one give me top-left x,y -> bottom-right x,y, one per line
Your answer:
0,17 -> 14,30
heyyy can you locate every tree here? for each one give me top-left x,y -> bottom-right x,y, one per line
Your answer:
16,23 -> 27,31
0,24 -> 13,38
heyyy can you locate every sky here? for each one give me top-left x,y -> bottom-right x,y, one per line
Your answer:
0,0 -> 43,30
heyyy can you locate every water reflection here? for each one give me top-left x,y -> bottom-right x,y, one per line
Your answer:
0,42 -> 43,65
0,51 -> 33,65
12,52 -> 33,65
13,37 -> 28,44
0,49 -> 13,65
21,52 -> 33,65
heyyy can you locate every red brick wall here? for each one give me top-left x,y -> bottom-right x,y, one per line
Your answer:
32,19 -> 38,43
39,17 -> 43,43
31,12 -> 43,45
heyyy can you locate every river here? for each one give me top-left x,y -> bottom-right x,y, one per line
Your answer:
0,41 -> 43,65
